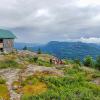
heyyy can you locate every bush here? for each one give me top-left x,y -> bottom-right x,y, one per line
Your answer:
49,59 -> 53,65
83,56 -> 94,67
34,57 -> 38,63
95,56 -> 100,70
28,57 -> 38,63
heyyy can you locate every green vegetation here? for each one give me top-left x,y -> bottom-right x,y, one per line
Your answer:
74,59 -> 81,66
28,56 -> 38,63
95,56 -> 100,70
23,46 -> 28,50
0,54 -> 24,69
19,65 -> 100,100
0,60 -> 19,69
37,48 -> 42,54
50,59 -> 53,64
83,55 -> 100,70
83,56 -> 94,67
37,59 -> 52,67
0,59 -> 20,69
0,77 -> 6,84
0,51 -> 100,100
27,54 -> 53,67
0,77 -> 10,100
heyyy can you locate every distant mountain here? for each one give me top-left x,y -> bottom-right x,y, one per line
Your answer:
14,42 -> 40,50
30,41 -> 100,60
14,41 -> 100,60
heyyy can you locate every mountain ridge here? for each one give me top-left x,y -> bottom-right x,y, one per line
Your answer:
14,41 -> 100,60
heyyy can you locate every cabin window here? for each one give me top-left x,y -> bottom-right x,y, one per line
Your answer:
0,39 -> 3,43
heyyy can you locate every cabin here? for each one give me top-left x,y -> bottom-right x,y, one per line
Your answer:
0,29 -> 16,53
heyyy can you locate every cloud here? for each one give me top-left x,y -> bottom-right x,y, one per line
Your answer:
77,0 -> 100,7
80,37 -> 100,44
0,0 -> 100,43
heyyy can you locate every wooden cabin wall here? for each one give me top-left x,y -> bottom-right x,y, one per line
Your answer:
3,39 -> 14,53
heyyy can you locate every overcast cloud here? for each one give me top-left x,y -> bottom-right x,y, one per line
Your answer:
0,0 -> 100,43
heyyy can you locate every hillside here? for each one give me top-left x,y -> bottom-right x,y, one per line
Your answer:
30,41 -> 100,60
0,51 -> 100,100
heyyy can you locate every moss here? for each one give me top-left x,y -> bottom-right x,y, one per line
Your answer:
0,85 -> 10,100
0,77 -> 6,84
22,82 -> 47,95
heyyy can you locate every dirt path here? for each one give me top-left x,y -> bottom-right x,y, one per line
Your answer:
0,69 -> 21,100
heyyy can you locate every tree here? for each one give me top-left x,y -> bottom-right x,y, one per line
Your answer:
95,56 -> 100,70
83,56 -> 94,67
23,45 -> 28,50
37,48 -> 42,54
50,59 -> 53,64
34,56 -> 38,63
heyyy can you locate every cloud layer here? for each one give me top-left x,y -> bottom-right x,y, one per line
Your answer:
0,0 -> 100,43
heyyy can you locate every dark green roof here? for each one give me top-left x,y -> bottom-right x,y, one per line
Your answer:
0,29 -> 16,39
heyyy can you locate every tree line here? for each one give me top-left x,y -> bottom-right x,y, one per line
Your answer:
74,55 -> 100,70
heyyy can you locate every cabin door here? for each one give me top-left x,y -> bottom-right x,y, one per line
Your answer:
0,39 -> 3,52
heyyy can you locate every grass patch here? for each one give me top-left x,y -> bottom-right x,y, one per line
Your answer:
0,85 -> 10,100
0,77 -> 6,84
0,77 -> 10,100
37,59 -> 52,67
22,82 -> 47,96
13,76 -> 47,99
0,59 -> 20,69
20,65 -> 100,100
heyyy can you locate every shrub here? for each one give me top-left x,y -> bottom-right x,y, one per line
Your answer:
83,56 -> 94,67
28,57 -> 38,63
49,59 -> 53,65
34,57 -> 38,63
95,56 -> 100,70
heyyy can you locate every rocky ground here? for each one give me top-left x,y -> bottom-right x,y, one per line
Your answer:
0,69 -> 21,100
0,65 -> 64,100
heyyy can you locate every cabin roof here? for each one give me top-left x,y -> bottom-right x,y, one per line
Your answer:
0,29 -> 16,39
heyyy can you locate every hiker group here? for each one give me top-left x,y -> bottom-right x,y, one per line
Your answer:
50,57 -> 64,65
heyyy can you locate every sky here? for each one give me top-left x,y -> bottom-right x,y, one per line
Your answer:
0,0 -> 100,44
